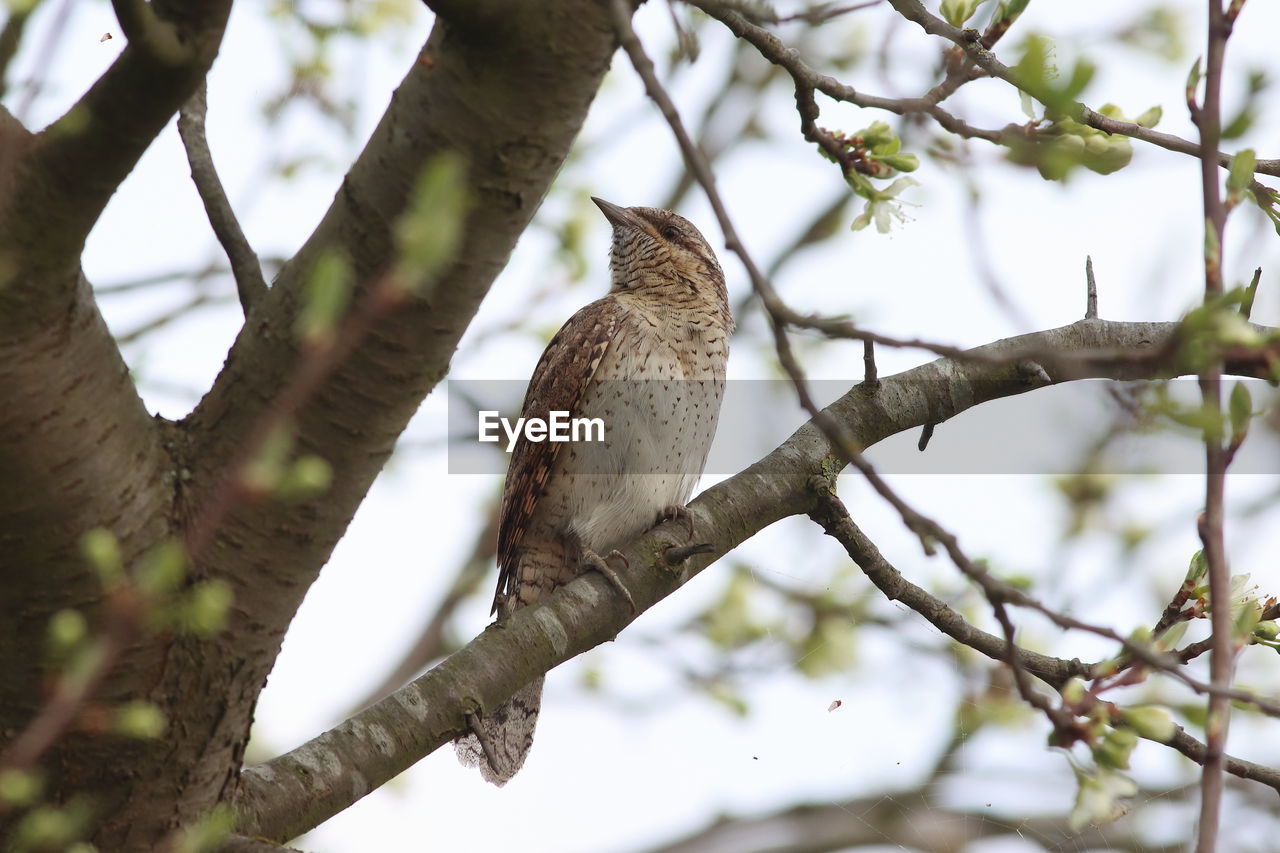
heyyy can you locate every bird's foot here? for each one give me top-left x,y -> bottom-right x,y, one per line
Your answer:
655,504 -> 696,541
463,711 -> 502,774
582,548 -> 636,614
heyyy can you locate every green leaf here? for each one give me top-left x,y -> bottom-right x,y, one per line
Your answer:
179,580 -> 234,636
1134,105 -> 1163,128
1228,381 -> 1253,441
239,424 -> 295,495
0,770 -> 42,808
1226,148 -> 1256,193
1061,57 -> 1096,102
1094,726 -> 1138,770
1013,34 -> 1054,101
1081,134 -> 1132,175
1118,706 -> 1176,741
13,800 -> 95,851
275,455 -> 333,502
1241,268 -> 1261,318
877,153 -> 920,172
993,0 -> 1030,23
135,540 -> 187,597
47,609 -> 88,657
394,152 -> 470,290
708,681 -> 749,717
113,700 -> 168,739
80,527 -> 123,585
941,0 -> 984,27
1186,56 -> 1202,99
171,805 -> 237,853
295,250 -> 353,346
1069,764 -> 1138,831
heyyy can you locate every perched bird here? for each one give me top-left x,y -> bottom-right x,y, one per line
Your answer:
454,198 -> 733,784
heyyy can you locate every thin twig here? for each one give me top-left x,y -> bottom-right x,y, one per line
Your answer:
96,256 -> 287,295
772,0 -> 882,25
115,292 -> 230,344
0,0 -> 44,100
809,489 -> 1088,687
13,0 -> 73,123
807,488 -> 1280,796
874,0 -> 1280,179
861,339 -> 877,385
1085,256 -> 1098,320
694,1 -> 1005,145
610,0 -> 1280,724
694,0 -> 1280,180
178,81 -> 268,315
1193,3 -> 1233,849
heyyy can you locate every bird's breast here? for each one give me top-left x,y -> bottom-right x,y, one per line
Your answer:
540,313 -> 728,554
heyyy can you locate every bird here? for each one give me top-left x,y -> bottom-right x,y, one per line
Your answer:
454,197 -> 733,785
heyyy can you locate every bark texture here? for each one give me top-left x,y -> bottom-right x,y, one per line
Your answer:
233,319 -> 1279,840
0,1 -> 620,848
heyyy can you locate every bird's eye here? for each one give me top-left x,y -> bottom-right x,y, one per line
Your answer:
661,226 -> 679,240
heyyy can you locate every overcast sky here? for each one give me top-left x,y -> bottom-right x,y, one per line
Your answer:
9,0 -> 1280,850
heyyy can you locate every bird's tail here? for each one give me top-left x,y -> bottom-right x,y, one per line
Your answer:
453,676 -> 544,786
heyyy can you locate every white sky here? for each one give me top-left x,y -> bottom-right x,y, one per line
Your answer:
8,0 -> 1280,850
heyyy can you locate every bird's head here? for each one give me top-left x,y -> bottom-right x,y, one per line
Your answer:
592,197 -> 730,325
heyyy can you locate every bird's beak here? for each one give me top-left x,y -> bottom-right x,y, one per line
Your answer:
591,196 -> 642,230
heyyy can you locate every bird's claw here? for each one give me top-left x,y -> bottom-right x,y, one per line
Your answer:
656,504 -> 696,542
582,548 -> 636,614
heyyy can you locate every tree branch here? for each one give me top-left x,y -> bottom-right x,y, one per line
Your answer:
145,2 -> 623,838
808,488 -> 1089,688
1,0 -> 231,326
863,0 -> 1280,178
1193,2 -> 1234,848
177,81 -> 268,315
615,0 -> 1279,722
0,0 -> 44,100
233,319 -> 1278,841
641,788 -> 1190,853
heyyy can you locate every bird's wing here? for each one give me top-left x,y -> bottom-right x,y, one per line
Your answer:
493,297 -> 623,615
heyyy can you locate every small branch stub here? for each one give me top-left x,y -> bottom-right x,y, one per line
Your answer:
1085,256 -> 1098,320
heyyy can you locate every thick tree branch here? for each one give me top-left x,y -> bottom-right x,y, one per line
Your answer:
183,0 -> 617,643
0,267 -> 174,843
177,81 -> 268,315
0,0 -> 231,326
5,1 -> 616,846
133,2 -> 624,842
233,319 -> 1277,841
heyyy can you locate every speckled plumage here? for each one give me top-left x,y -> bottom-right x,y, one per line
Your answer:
455,199 -> 732,785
